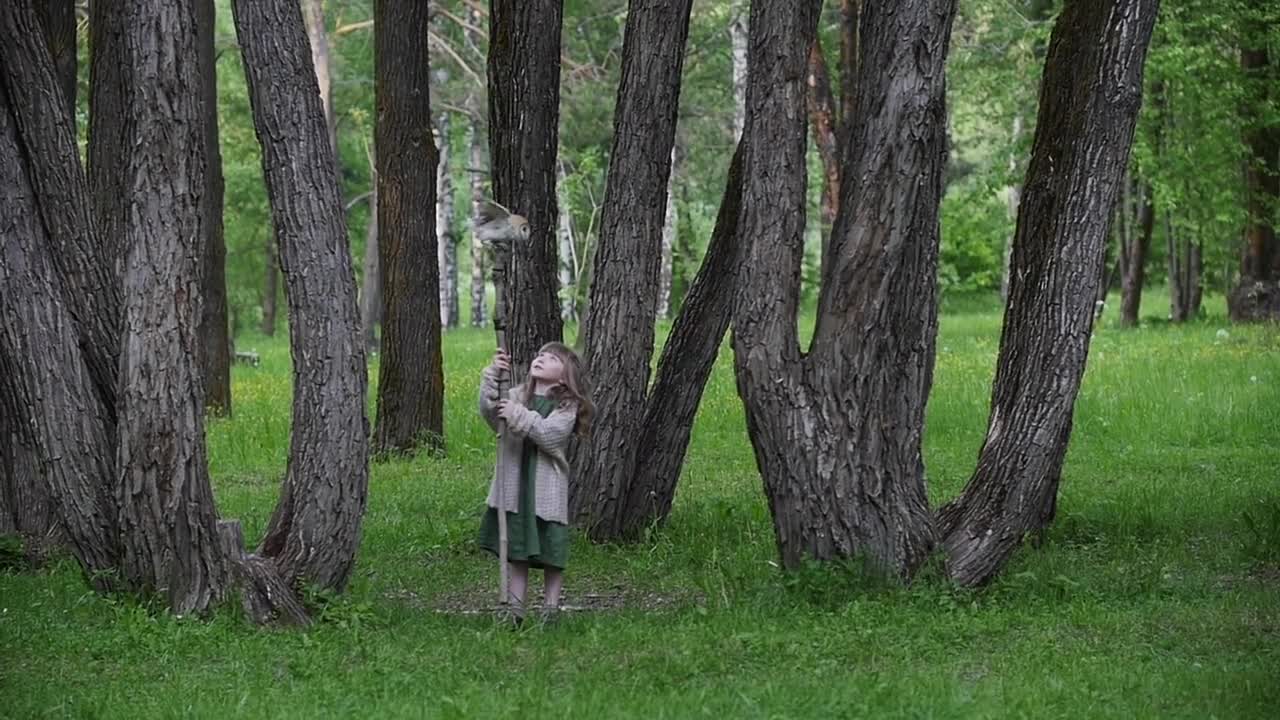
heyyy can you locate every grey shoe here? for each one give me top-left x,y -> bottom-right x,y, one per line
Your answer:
536,606 -> 562,627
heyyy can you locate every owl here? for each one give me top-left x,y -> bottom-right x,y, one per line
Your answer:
473,200 -> 530,251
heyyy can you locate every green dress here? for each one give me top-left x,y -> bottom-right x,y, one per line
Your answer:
478,394 -> 570,570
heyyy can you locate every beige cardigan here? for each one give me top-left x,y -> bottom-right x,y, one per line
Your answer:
478,368 -> 577,524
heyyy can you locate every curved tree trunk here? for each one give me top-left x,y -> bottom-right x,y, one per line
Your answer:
615,139 -> 748,538
372,0 -> 444,456
570,0 -> 693,539
4,0 -> 120,424
488,0 -> 565,370
198,0 -> 232,416
0,77 -> 119,589
938,0 -> 1159,588
33,0 -> 75,119
232,0 -> 370,594
113,0 -> 230,614
734,0 -> 955,578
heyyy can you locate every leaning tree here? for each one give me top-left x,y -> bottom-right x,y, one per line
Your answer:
938,0 -> 1160,587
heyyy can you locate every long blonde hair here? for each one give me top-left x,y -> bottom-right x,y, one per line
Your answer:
517,341 -> 594,437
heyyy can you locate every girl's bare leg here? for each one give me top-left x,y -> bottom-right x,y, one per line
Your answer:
509,562 -> 530,615
544,568 -> 564,609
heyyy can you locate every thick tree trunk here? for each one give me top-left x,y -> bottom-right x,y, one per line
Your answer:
735,0 -> 955,578
302,0 -> 338,159
570,0 -> 693,538
837,0 -> 861,146
4,0 -> 120,423
88,0 -> 128,280
113,0 -> 230,614
33,0 -> 76,119
373,0 -> 444,456
556,160 -> 578,323
1119,182 -> 1155,327
938,0 -> 1158,588
730,11 -> 748,142
657,147 -> 678,320
615,140 -> 748,538
0,78 -> 119,590
0,394 -> 53,560
437,111 -> 459,330
360,183 -> 381,350
469,139 -> 489,328
488,0 -> 565,369
1228,38 -> 1280,321
198,0 -> 232,416
232,0 -> 370,593
261,236 -> 279,336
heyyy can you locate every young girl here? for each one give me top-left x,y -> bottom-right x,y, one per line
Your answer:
478,342 -> 592,624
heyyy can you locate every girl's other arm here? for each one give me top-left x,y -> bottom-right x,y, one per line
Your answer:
502,402 -> 577,453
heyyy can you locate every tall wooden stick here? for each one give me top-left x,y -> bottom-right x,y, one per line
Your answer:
491,243 -> 512,608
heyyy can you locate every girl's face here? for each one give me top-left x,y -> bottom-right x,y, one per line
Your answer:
529,351 -> 565,384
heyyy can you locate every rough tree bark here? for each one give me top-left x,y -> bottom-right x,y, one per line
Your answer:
113,0 -> 230,614
198,0 -> 232,416
570,0 -> 693,538
937,0 -> 1159,588
0,77 -> 119,589
88,0 -> 128,280
1119,182 -> 1155,327
488,0 -> 565,368
734,0 -> 956,577
837,0 -> 861,145
232,0 -> 370,593
373,0 -> 444,455
614,140 -> 748,538
33,0 -> 76,118
1228,28 -> 1280,322
437,110 -> 459,329
5,0 -> 120,422
302,0 -> 338,159
657,147 -> 678,320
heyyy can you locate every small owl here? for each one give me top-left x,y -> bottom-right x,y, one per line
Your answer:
474,200 -> 530,250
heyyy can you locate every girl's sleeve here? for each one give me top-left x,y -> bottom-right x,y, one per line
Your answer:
477,367 -> 502,431
503,401 -> 577,453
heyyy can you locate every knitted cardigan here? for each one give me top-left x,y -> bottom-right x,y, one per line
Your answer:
478,368 -> 578,524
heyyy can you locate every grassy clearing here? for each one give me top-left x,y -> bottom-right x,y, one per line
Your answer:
2,291 -> 1278,719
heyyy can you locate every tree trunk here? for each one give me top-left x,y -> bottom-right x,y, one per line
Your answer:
302,0 -> 338,159
372,0 -> 444,456
5,0 -> 120,424
488,0 -> 565,370
570,0 -> 693,538
557,160 -> 578,323
735,0 -> 955,578
113,0 -> 230,614
437,111 -> 459,330
1228,36 -> 1280,321
837,0 -> 861,146
0,389 -> 54,560
261,235 -> 279,336
33,0 -> 76,119
730,10 -> 748,143
1167,208 -> 1186,321
1119,181 -> 1155,327
232,0 -> 370,593
198,0 -> 232,416
937,0 -> 1159,588
615,139 -> 748,538
657,147 -> 678,320
360,182 -> 381,350
0,77 -> 119,590
807,37 -> 840,273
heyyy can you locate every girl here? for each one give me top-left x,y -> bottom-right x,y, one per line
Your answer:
478,342 -> 592,625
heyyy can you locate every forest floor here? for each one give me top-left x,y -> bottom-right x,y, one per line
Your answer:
3,290 -> 1279,718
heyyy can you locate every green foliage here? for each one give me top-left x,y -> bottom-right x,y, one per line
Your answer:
3,296 -> 1279,717
0,534 -> 24,571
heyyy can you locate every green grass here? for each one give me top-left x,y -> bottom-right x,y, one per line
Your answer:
3,290 -> 1279,719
